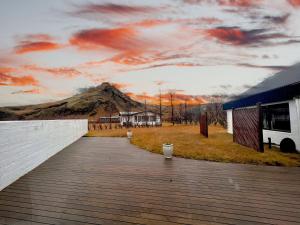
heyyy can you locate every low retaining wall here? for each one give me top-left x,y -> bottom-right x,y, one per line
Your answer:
0,119 -> 88,191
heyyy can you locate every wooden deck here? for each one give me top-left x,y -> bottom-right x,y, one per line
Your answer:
1,137 -> 300,225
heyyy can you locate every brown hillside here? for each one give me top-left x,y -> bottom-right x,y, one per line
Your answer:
0,82 -> 145,120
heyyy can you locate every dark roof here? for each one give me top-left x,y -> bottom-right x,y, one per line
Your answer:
223,82 -> 300,110
223,63 -> 300,110
241,62 -> 300,97
119,111 -> 161,116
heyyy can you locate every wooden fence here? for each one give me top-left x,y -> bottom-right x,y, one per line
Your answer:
88,121 -> 162,131
232,104 -> 264,152
88,122 -> 122,131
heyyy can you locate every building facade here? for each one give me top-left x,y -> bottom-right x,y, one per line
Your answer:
223,64 -> 300,152
119,111 -> 161,126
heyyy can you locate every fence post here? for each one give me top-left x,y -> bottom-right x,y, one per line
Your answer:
257,103 -> 264,152
232,108 -> 235,143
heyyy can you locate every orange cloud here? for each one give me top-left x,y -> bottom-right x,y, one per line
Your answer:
111,51 -> 195,67
183,0 -> 262,7
129,19 -> 172,28
23,65 -> 81,78
205,27 -> 288,46
81,51 -> 194,68
112,82 -> 132,89
15,42 -> 61,54
70,27 -> 141,51
15,34 -> 62,54
206,27 -> 246,45
70,20 -> 205,69
126,91 -> 207,106
110,51 -> 141,65
127,17 -> 222,29
0,67 -> 16,73
174,93 -> 208,105
125,92 -> 157,103
70,27 -> 162,67
159,92 -> 208,105
287,0 -> 300,7
218,0 -> 262,7
0,73 -> 39,86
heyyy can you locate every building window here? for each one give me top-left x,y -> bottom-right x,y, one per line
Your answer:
262,103 -> 291,132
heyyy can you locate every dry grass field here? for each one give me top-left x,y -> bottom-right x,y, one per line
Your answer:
87,125 -> 300,166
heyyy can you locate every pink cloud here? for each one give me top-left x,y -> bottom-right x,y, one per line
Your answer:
23,65 -> 81,78
287,0 -> 300,7
15,34 -> 62,54
0,73 -> 39,86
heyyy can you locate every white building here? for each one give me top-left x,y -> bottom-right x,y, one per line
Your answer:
119,111 -> 161,126
223,63 -> 300,153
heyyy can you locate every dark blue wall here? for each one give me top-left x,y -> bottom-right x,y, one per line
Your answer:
223,82 -> 300,110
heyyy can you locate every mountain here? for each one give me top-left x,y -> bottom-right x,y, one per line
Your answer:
0,82 -> 144,121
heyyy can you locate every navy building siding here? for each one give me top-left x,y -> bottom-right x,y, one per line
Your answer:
223,82 -> 300,110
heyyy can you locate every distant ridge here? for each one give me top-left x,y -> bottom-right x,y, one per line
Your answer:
0,82 -> 144,120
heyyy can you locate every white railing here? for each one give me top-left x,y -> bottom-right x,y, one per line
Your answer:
0,119 -> 88,191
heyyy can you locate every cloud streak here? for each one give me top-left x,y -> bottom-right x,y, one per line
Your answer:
15,34 -> 62,54
70,27 -> 146,52
126,91 -> 208,105
0,73 -> 39,86
11,89 -> 41,94
263,14 -> 290,25
23,65 -> 82,78
218,0 -> 262,7
237,63 -> 290,71
111,82 -> 132,90
205,27 -> 291,46
73,3 -> 157,15
183,0 -> 262,7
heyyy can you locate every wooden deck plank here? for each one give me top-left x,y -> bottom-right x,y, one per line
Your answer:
2,190 -> 300,220
8,177 -> 300,206
0,216 -> 52,225
1,137 -> 300,225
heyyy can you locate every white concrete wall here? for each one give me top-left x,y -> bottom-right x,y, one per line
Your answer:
0,119 -> 88,191
263,99 -> 300,152
226,109 -> 233,134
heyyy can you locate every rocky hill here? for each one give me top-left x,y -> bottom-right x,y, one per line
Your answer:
0,82 -> 144,120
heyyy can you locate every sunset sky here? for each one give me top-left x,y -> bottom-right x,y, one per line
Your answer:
1,0 -> 300,106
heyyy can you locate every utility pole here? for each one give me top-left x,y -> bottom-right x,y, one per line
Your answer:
169,91 -> 175,126
184,99 -> 187,124
159,88 -> 162,126
126,103 -> 131,128
144,99 -> 148,127
109,101 -> 112,129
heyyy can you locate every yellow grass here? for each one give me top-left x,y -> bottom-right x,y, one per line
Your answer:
87,125 -> 300,166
